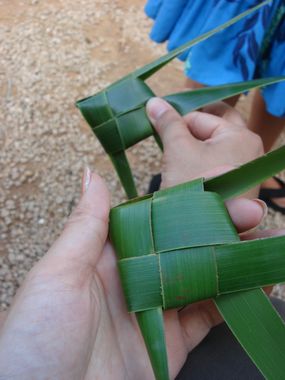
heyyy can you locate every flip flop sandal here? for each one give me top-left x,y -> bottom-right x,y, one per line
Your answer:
147,173 -> 161,193
259,176 -> 285,215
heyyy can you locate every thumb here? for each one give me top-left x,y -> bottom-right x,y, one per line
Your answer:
146,97 -> 196,151
44,168 -> 110,268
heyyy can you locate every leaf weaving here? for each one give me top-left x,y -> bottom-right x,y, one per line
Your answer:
76,2 -> 285,378
110,147 -> 285,380
77,2 -> 277,199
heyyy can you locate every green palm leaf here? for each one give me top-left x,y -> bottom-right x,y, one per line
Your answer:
205,145 -> 285,200
77,2 -> 285,379
215,290 -> 285,380
110,146 -> 285,380
76,0 -> 276,199
78,76 -> 285,198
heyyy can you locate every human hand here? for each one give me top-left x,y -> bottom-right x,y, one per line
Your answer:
0,168 -> 266,380
145,97 -> 270,366
0,171 -> 159,380
147,98 -> 264,191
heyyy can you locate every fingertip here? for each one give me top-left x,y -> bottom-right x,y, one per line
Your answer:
226,198 -> 267,233
79,170 -> 110,224
252,199 -> 268,219
146,97 -> 172,126
147,97 -> 194,151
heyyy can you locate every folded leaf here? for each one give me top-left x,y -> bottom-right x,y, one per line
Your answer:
110,146 -> 285,379
77,0 -> 275,199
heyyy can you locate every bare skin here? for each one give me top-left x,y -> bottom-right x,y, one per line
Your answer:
248,90 -> 285,153
185,77 -> 285,209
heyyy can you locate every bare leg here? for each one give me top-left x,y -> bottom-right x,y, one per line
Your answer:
248,89 -> 285,152
185,78 -> 205,90
248,89 -> 285,208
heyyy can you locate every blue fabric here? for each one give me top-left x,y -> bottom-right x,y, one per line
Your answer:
145,0 -> 162,20
145,0 -> 285,117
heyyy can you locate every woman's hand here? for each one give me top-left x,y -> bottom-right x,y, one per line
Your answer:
0,99 -> 267,380
147,98 -> 264,190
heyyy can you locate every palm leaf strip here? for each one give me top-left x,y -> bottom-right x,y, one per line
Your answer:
77,1 -> 273,198
110,146 -> 285,380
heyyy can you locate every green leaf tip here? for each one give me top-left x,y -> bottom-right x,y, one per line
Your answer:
215,290 -> 285,380
134,0 -> 271,80
136,309 -> 169,380
205,145 -> 285,200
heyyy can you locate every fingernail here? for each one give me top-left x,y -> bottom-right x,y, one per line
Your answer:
254,199 -> 268,221
146,98 -> 170,123
82,167 -> 92,193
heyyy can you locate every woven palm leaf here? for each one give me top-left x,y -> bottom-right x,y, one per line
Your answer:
110,146 -> 285,380
76,1 -> 279,199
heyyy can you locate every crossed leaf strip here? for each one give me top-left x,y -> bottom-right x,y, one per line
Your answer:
78,76 -> 285,199
112,179 -> 285,313
119,238 -> 285,313
113,179 -> 235,310
78,79 -> 155,154
110,147 -> 285,380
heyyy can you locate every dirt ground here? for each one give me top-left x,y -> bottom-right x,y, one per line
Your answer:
0,0 -> 285,309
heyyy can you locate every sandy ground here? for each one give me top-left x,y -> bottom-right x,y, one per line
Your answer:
0,0 -> 285,309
